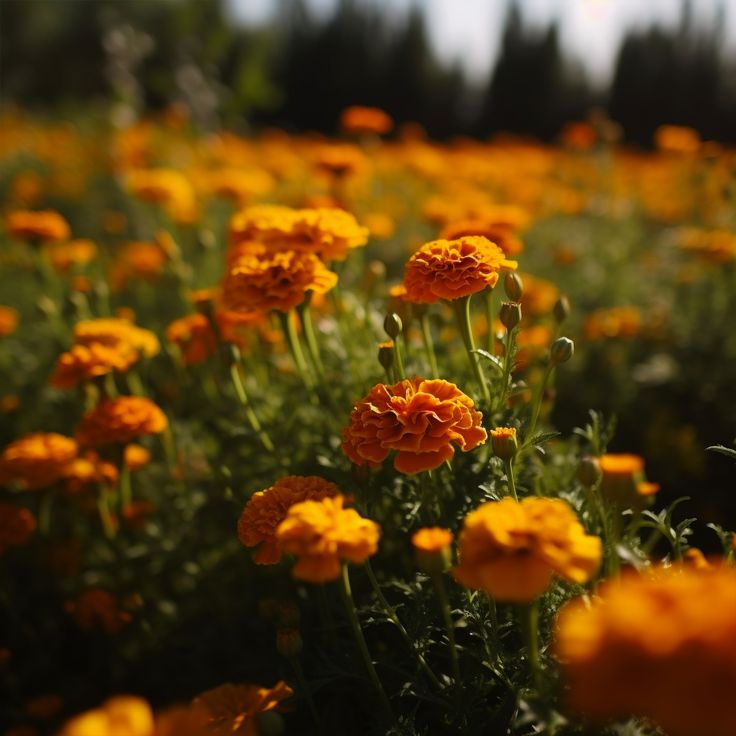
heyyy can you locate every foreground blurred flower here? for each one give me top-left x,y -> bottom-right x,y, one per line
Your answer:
0,502 -> 36,555
76,397 -> 167,447
58,696 -> 153,736
237,475 -> 340,564
599,453 -> 658,507
342,378 -> 487,474
555,566 -> 736,736
403,236 -> 518,303
193,681 -> 293,736
453,498 -> 602,602
223,250 -> 337,313
0,433 -> 78,490
6,210 -> 70,243
276,495 -> 380,582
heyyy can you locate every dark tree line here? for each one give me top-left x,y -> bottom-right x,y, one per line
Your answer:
1,0 -> 735,145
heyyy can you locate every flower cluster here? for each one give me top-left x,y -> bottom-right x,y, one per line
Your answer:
76,397 -> 168,447
0,433 -> 78,490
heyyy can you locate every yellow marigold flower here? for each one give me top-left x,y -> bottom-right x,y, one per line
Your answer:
223,250 -> 337,313
0,502 -> 36,555
64,589 -> 132,633
44,239 -> 97,274
238,475 -> 340,565
74,318 -> 160,359
124,444 -> 151,471
6,210 -> 70,243
0,306 -> 19,337
127,168 -> 194,207
276,495 -> 380,582
555,566 -> 736,736
342,378 -> 487,474
0,433 -> 78,490
654,124 -> 700,155
58,696 -> 153,736
453,497 -> 602,602
311,143 -> 368,179
403,236 -> 518,304
76,397 -> 167,447
206,167 -> 275,205
193,681 -> 293,736
61,452 -> 118,494
50,343 -> 137,389
340,105 -> 394,135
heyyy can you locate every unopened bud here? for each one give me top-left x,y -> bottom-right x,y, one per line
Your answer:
499,301 -> 522,330
490,427 -> 518,460
412,528 -> 453,574
504,272 -> 524,301
276,627 -> 302,658
577,456 -> 602,487
223,342 -> 241,365
377,341 -> 394,372
550,337 -> 574,364
553,295 -> 570,324
384,312 -> 403,339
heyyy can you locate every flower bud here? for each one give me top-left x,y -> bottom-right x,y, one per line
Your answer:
499,301 -> 522,330
412,528 -> 453,574
504,272 -> 524,301
276,627 -> 303,658
223,342 -> 241,365
490,427 -> 518,460
553,295 -> 570,324
383,312 -> 403,339
550,336 -> 574,364
577,456 -> 601,487
254,710 -> 285,736
377,341 -> 394,373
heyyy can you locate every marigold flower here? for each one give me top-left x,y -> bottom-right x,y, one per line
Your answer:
61,452 -> 119,493
109,241 -> 168,291
124,444 -> 151,471
237,475 -> 340,564
403,236 -> 518,304
0,306 -> 20,337
490,427 -> 518,459
223,250 -> 337,313
193,681 -> 293,736
342,378 -> 487,474
439,219 -> 524,257
599,453 -> 656,508
276,495 -> 380,582
45,239 -> 97,274
654,124 -> 700,155
50,343 -> 137,389
412,527 -> 453,553
165,313 -> 217,365
6,210 -> 70,243
0,502 -> 36,555
584,306 -> 641,341
74,318 -> 160,359
127,168 -> 194,208
311,143 -> 368,179
340,105 -> 394,136
76,397 -> 167,447
58,696 -> 153,736
555,566 -> 736,736
453,497 -> 602,602
0,433 -> 78,490
65,589 -> 132,633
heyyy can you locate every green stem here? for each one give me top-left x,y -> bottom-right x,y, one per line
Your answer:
519,601 -> 542,693
97,488 -> 117,539
338,563 -> 394,723
453,295 -> 491,405
484,287 -> 496,356
364,561 -> 442,690
504,458 -> 518,501
290,656 -> 323,735
432,573 -> 461,683
229,362 -> 275,452
394,335 -> 407,380
119,461 -> 132,509
495,325 -> 517,413
278,310 -> 314,389
419,313 -> 439,377
526,364 -> 554,443
297,296 -> 326,381
38,492 -> 54,535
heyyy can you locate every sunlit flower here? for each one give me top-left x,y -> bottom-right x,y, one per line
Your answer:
0,433 -> 78,490
555,566 -> 736,736
6,210 -> 70,243
276,495 -> 380,582
0,306 -> 19,337
58,696 -> 153,736
0,503 -> 36,555
50,343 -> 137,389
342,378 -> 487,474
74,318 -> 160,359
340,105 -> 394,136
403,236 -> 517,303
76,397 -> 167,447
61,452 -> 119,493
124,444 -> 151,471
453,497 -> 602,602
237,475 -> 340,564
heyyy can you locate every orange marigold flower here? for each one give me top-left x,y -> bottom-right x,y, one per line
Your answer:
222,250 -> 337,313
340,105 -> 394,136
412,527 -> 452,553
0,306 -> 19,337
58,696 -> 153,736
584,306 -> 641,341
654,124 -> 700,155
0,433 -> 78,490
599,452 -> 656,508
65,589 -> 132,633
0,502 -> 36,555
109,241 -> 168,291
44,239 -> 97,274
6,210 -> 70,243
50,343 -> 137,389
453,497 -> 602,602
554,566 -> 736,736
194,681 -> 293,736
439,219 -> 524,257
127,168 -> 194,207
74,318 -> 160,359
311,143 -> 368,179
276,495 -> 380,582
238,475 -> 340,565
61,452 -> 119,493
76,397 -> 167,447
124,444 -> 151,471
341,378 -> 487,474
403,236 -> 518,304
165,313 -> 217,365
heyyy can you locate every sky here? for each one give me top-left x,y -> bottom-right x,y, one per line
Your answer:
226,0 -> 736,84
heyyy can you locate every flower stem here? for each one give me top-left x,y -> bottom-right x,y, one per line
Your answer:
228,362 -> 275,453
432,572 -> 461,683
519,601 -> 542,693
484,287 -> 496,356
394,335 -> 407,380
420,313 -> 439,377
297,295 -> 326,381
526,364 -> 554,444
289,655 -> 323,735
453,295 -> 491,405
97,488 -> 117,538
119,461 -> 133,508
338,563 -> 394,723
504,458 -> 518,501
278,310 -> 314,389
364,561 -> 442,690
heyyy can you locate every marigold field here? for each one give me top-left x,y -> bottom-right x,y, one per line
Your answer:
2,109 -> 736,736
